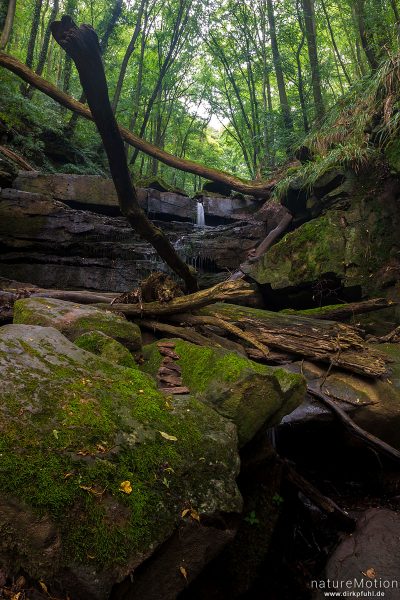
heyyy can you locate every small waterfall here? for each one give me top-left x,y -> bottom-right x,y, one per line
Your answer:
196,202 -> 205,227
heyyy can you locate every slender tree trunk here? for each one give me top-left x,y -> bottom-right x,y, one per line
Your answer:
98,0 -> 123,54
0,0 -> 17,50
25,0 -> 43,68
354,0 -> 379,69
111,0 -> 147,113
266,0 -> 293,132
62,0 -> 78,93
130,0 -> 190,166
320,0 -> 352,85
302,0 -> 324,122
35,0 -> 59,77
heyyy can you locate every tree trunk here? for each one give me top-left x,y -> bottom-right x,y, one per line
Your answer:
25,0 -> 43,69
196,304 -> 388,377
34,0 -> 59,77
50,16 -> 197,292
302,0 -> 324,122
111,0 -> 146,113
266,0 -> 293,132
0,51 -> 273,197
0,0 -> 16,50
354,0 -> 379,70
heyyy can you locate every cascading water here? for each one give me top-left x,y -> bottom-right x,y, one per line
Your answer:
196,201 -> 205,227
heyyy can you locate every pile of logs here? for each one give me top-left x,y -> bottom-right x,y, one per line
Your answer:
0,277 -> 393,378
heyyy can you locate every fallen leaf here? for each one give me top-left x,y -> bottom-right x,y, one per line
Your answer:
181,508 -> 190,518
190,509 -> 200,522
159,431 -> 178,442
11,593 -> 21,600
63,472 -> 73,479
179,566 -> 188,580
52,429 -> 59,439
39,580 -> 49,594
120,480 -> 133,494
362,568 -> 376,579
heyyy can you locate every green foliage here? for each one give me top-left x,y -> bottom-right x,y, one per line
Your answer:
1,0 -> 400,185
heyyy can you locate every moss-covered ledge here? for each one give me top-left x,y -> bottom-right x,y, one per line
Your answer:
142,339 -> 306,446
13,296 -> 142,350
0,324 -> 241,599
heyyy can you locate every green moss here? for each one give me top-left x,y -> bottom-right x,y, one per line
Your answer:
13,297 -> 142,350
142,338 -> 305,445
74,331 -> 137,368
0,325 -> 239,575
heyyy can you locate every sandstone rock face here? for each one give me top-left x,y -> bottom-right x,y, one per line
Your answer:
249,178 -> 400,297
13,172 -> 259,223
13,296 -> 142,350
142,338 -> 306,446
0,188 -> 260,291
0,324 -> 242,599
314,509 -> 400,600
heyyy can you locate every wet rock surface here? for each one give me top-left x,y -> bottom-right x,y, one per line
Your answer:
314,509 -> 400,599
0,187 -> 261,292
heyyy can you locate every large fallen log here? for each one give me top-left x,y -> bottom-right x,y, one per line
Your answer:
191,303 -> 388,377
96,280 -> 253,317
281,298 -> 396,321
0,51 -> 272,198
50,16 -> 197,292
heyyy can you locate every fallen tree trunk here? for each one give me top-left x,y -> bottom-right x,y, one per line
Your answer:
96,280 -> 253,318
196,303 -> 388,377
0,51 -> 272,199
282,298 -> 396,321
50,16 -> 197,292
0,145 -> 35,171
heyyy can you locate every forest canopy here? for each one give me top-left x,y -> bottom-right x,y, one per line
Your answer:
0,0 -> 399,192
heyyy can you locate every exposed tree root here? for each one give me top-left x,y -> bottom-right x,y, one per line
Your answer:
308,384 -> 400,464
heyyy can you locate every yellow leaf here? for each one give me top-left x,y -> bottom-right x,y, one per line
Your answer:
12,594 -> 21,600
190,509 -> 200,522
159,431 -> 178,442
181,508 -> 190,518
362,568 -> 376,579
120,480 -> 133,494
179,566 -> 188,580
39,580 -> 49,594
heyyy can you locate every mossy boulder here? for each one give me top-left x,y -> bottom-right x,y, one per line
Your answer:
0,324 -> 241,599
248,189 -> 400,296
142,339 -> 305,446
13,297 -> 141,350
74,330 -> 136,368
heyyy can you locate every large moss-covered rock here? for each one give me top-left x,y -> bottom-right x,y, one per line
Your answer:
13,296 -> 142,350
142,339 -> 305,446
0,324 -> 241,599
74,330 -> 137,368
248,182 -> 400,295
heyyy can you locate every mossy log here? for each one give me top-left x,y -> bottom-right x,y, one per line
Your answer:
193,303 -> 388,377
96,280 -> 253,317
282,298 -> 396,321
